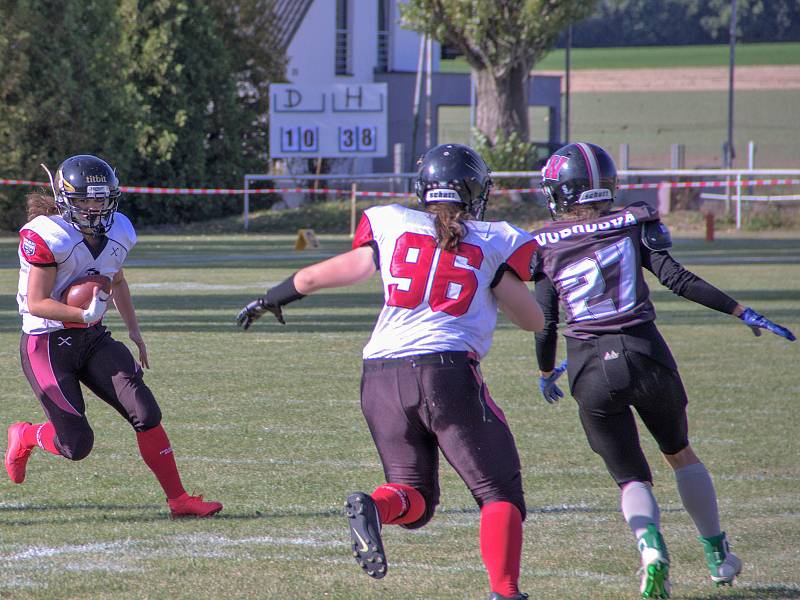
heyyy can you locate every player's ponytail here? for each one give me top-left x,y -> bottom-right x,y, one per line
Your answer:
428,203 -> 470,252
26,191 -> 59,221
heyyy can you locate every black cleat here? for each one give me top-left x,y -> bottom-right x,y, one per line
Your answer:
345,492 -> 387,579
489,593 -> 529,600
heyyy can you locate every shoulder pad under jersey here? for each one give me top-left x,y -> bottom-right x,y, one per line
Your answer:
641,219 -> 672,251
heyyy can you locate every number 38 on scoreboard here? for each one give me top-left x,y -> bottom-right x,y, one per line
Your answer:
338,126 -> 377,153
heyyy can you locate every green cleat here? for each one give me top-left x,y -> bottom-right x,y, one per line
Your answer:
700,532 -> 742,586
638,524 -> 671,599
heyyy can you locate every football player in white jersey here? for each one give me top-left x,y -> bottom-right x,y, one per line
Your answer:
237,144 -> 543,600
5,154 -> 222,518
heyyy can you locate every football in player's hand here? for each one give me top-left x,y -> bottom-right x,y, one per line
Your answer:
62,275 -> 112,309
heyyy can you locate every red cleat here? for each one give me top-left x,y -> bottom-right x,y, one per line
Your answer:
167,492 -> 223,518
5,422 -> 33,484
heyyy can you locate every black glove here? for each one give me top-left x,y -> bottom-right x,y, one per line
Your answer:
236,275 -> 306,330
236,298 -> 285,330
739,307 -> 796,341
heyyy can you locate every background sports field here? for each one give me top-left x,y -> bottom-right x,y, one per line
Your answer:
439,42 -> 800,168
0,232 -> 798,599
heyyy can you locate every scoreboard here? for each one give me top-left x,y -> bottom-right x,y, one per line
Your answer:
269,83 -> 388,158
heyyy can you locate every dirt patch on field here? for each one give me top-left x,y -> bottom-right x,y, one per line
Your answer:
534,65 -> 800,93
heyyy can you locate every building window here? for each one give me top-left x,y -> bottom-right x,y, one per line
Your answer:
376,0 -> 390,72
336,0 -> 351,75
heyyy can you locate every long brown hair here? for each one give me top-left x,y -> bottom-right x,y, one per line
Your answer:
561,201 -> 613,221
26,191 -> 59,221
428,203 -> 471,252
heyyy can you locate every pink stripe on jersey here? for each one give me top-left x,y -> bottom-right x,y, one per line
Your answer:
469,363 -> 507,425
26,334 -> 81,416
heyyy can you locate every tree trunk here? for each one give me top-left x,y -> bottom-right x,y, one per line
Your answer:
474,62 -> 530,145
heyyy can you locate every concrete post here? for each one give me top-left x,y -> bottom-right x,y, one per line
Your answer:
670,144 -> 685,169
619,144 -> 630,170
393,143 -> 405,192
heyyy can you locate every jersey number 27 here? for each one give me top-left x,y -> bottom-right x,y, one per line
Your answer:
556,237 -> 637,322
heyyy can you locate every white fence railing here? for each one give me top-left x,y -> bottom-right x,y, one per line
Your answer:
3,168 -> 798,232
242,169 -> 800,231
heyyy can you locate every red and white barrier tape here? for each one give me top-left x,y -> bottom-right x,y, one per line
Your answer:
2,178 -> 799,196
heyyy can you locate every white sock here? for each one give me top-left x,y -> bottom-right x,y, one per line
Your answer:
621,480 -> 660,540
674,462 -> 721,538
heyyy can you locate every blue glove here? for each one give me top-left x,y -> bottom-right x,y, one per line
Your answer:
539,359 -> 568,404
739,308 -> 796,341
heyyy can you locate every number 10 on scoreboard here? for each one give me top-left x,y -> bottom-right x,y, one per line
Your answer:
338,126 -> 377,152
280,126 -> 319,153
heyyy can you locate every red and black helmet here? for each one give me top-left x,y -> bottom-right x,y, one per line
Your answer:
540,142 -> 617,219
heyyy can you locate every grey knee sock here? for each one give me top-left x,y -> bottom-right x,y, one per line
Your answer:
674,462 -> 721,538
621,481 -> 660,540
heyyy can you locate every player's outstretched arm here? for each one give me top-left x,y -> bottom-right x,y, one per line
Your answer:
294,245 -> 377,294
733,304 -> 796,341
237,246 -> 377,330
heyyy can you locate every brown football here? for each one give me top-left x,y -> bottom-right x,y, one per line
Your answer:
62,275 -> 112,309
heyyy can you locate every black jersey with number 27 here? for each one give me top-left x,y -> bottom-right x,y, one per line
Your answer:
531,202 -> 660,340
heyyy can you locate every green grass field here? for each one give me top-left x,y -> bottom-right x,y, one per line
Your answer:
440,42 -> 800,72
1,234 -> 799,599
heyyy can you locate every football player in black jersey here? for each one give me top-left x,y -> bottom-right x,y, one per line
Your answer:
530,142 -> 795,599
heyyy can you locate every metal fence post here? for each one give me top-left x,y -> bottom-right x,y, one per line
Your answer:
747,141 -> 756,170
735,173 -> 742,229
393,143 -> 405,193
670,144 -> 685,169
619,144 -> 630,170
350,182 -> 358,238
244,175 -> 250,232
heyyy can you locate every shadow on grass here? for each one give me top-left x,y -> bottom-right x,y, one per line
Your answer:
681,588 -> 800,600
1,500 -> 664,526
0,286 -> 796,333
0,502 -> 344,526
0,292 -> 385,334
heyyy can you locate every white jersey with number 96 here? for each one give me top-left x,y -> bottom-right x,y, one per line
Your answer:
352,204 -> 537,360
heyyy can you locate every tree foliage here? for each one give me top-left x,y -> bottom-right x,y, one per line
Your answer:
570,0 -> 800,46
0,0 -> 285,230
400,0 -> 596,147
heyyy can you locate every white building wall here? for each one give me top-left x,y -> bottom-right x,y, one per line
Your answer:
285,1 -> 336,83
282,0 -> 444,174
286,0 -> 438,84
350,0 -> 379,80
390,1 -> 440,73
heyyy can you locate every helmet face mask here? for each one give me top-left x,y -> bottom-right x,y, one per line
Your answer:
52,155 -> 121,235
415,143 -> 493,220
540,142 -> 617,219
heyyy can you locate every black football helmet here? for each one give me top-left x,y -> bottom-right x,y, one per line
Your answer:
45,154 -> 121,235
415,143 -> 493,220
540,142 -> 617,218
